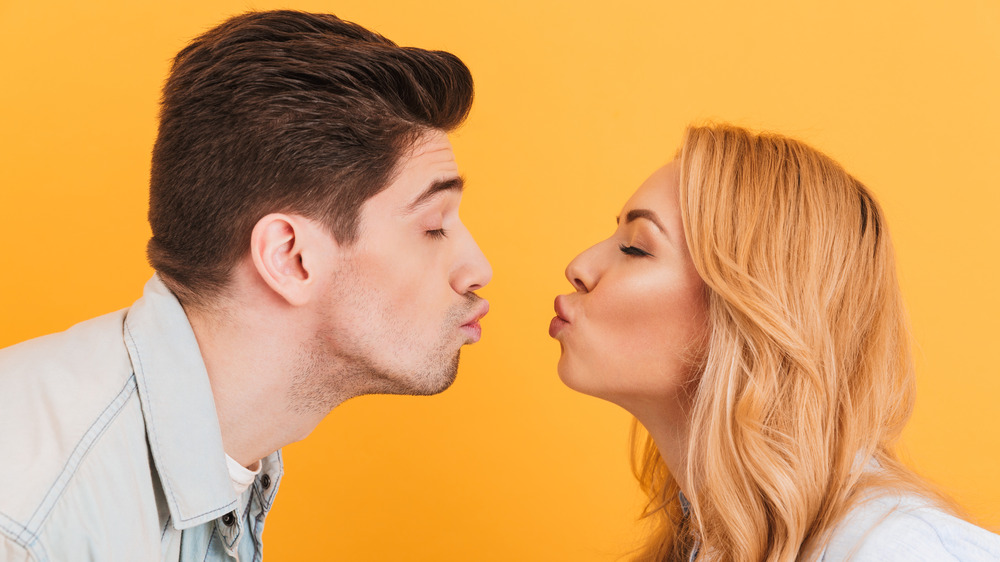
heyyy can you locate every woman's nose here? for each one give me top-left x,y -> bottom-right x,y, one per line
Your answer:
564,242 -> 602,293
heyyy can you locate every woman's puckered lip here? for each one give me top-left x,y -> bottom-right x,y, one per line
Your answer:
553,295 -> 570,322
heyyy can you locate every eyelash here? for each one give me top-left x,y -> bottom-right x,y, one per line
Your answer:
426,228 -> 448,239
619,243 -> 651,257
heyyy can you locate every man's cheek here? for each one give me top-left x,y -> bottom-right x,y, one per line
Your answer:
386,274 -> 428,311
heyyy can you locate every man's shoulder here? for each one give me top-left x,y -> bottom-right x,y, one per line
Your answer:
0,309 -> 141,525
0,309 -> 136,420
0,308 -> 131,372
0,309 -> 135,401
822,493 -> 1000,561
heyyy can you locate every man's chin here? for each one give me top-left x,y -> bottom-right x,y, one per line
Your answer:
376,349 -> 461,397
416,350 -> 461,395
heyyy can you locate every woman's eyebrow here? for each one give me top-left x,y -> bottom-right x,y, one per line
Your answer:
616,208 -> 667,236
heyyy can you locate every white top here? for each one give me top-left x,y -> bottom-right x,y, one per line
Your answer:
680,488 -> 1000,561
818,492 -> 1000,561
225,454 -> 262,496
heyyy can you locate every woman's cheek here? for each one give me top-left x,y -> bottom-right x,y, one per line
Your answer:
605,272 -> 675,334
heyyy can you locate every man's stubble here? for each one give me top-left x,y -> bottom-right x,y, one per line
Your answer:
286,262 -> 477,415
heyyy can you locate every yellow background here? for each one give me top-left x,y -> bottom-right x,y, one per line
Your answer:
2,1 -> 998,560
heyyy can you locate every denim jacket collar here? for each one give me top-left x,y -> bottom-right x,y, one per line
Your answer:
123,275 -> 238,530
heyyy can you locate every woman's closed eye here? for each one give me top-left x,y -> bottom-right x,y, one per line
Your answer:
619,243 -> 652,257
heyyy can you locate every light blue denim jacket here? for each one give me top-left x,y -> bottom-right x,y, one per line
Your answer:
0,276 -> 283,561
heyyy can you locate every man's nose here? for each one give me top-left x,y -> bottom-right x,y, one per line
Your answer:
452,225 -> 492,294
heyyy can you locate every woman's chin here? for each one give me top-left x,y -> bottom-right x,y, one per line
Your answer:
555,355 -> 586,392
557,357 -> 610,401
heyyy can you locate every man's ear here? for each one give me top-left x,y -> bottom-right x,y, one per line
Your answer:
249,214 -> 333,307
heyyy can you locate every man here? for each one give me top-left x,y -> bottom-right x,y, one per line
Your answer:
0,10 -> 490,561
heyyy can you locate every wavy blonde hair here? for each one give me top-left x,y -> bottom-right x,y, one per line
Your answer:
630,124 -> 961,561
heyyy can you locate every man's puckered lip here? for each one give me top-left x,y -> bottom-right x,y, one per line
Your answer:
462,300 -> 490,326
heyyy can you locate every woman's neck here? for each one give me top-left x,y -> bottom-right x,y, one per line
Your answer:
623,393 -> 695,499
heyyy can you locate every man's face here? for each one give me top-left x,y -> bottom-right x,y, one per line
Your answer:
311,130 -> 492,398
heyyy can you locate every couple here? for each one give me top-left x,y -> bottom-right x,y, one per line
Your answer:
0,10 -> 997,562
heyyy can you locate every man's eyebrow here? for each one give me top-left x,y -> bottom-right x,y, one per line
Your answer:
616,209 -> 668,236
406,176 -> 465,213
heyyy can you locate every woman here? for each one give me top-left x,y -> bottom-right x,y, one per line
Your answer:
550,124 -> 1000,561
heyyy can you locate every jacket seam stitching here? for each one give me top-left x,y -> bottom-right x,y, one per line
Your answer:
0,511 -> 45,560
19,378 -> 137,541
16,374 -> 137,546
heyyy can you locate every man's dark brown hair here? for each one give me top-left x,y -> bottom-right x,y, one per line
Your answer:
147,10 -> 474,305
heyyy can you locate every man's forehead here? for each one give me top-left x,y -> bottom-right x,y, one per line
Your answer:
402,131 -> 458,171
361,131 -> 462,219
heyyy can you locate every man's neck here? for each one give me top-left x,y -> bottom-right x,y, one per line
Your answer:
185,303 -> 332,468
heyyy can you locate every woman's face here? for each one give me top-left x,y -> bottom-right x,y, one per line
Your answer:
551,161 -> 709,408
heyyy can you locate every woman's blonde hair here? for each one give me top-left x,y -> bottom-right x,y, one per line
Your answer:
630,124 -> 960,561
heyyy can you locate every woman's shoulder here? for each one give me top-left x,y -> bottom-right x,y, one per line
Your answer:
820,493 -> 1000,561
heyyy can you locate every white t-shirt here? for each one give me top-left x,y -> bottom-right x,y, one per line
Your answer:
225,454 -> 261,496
